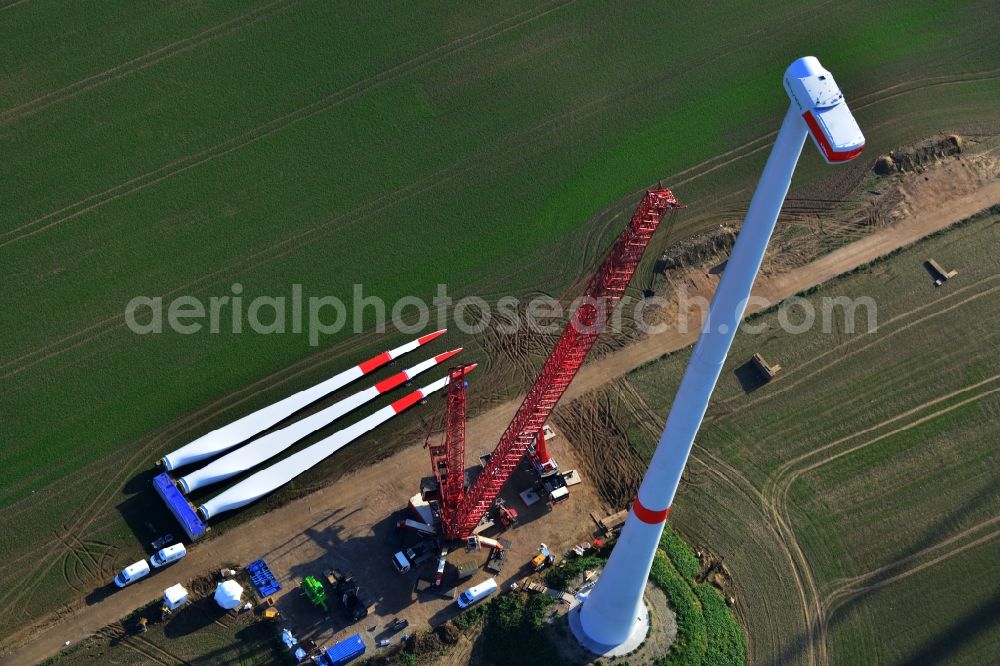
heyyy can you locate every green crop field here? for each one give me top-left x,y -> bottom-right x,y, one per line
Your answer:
1,0 -> 999,651
597,208 -> 1000,663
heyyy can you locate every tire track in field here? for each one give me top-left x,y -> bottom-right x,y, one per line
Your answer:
1,71 -> 992,628
0,0 -> 575,248
4,38 -> 992,383
713,279 -> 1000,420
0,0 -> 29,12
0,0 -> 836,283
821,526 -> 1000,642
3,35 -> 995,651
764,385 -> 1000,661
121,635 -> 176,666
134,633 -> 192,665
53,532 -> 91,595
750,342 -> 994,457
713,273 -> 1000,411
620,375 -> 819,666
3,63 -> 992,616
686,449 -> 817,666
0,0 -> 300,126
0,1 -> 584,381
823,517 -> 1000,606
769,374 -> 1000,485
58,550 -> 83,596
3,0 -> 836,249
0,317 -> 435,621
775,385 -> 1000,495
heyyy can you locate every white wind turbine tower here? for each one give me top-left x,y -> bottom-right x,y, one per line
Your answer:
572,56 -> 865,654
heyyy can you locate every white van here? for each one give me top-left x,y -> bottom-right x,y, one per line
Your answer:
150,543 -> 186,568
114,559 -> 151,588
456,578 -> 498,608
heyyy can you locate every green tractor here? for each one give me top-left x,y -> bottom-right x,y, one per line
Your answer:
300,575 -> 328,612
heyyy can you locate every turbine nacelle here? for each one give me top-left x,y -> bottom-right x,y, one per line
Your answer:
784,56 -> 865,163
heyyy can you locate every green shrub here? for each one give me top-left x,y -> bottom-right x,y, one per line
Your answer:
481,593 -> 563,666
650,551 -> 708,665
694,584 -> 746,666
659,525 -> 701,580
453,603 -> 487,630
544,554 -> 606,590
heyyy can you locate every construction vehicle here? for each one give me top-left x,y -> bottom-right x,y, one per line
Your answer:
434,547 -> 448,586
485,544 -> 508,575
540,472 -> 569,505
427,189 -> 682,540
530,544 -> 555,572
465,535 -> 501,551
340,578 -> 375,622
391,551 -> 411,574
301,576 -> 329,612
325,569 -> 375,621
391,539 -> 436,573
496,499 -> 518,528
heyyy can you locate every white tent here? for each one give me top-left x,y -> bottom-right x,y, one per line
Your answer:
214,580 -> 244,610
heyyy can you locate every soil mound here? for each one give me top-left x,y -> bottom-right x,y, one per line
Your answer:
874,134 -> 962,175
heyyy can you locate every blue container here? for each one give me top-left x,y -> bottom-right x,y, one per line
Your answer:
152,472 -> 207,541
324,633 -> 366,665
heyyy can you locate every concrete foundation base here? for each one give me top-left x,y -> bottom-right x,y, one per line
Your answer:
568,598 -> 649,657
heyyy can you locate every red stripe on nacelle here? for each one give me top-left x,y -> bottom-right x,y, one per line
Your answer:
418,329 -> 446,345
375,371 -> 407,394
802,111 -> 864,163
632,497 -> 670,525
359,351 -> 392,374
391,390 -> 425,414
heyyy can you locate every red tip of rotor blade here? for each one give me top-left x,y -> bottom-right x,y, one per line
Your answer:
375,371 -> 407,394
434,348 -> 463,364
390,389 -> 424,414
461,363 -> 478,374
418,329 -> 446,345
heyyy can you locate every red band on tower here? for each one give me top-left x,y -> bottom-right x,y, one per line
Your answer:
632,497 -> 670,524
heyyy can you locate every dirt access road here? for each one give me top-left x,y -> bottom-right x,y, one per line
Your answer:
4,176 -> 998,666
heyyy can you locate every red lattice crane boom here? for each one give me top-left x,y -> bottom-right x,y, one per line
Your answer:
436,187 -> 682,540
427,365 -> 470,538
